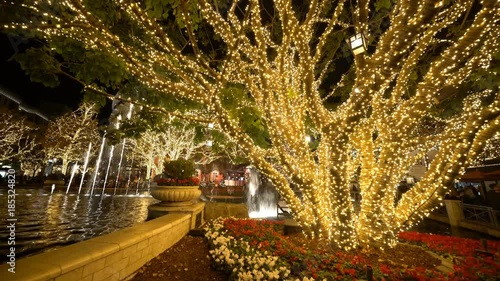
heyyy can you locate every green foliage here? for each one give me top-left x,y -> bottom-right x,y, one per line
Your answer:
106,110 -> 206,146
210,130 -> 226,149
220,86 -> 270,148
52,37 -> 130,89
374,0 -> 393,11
117,110 -> 169,139
15,47 -> 61,88
429,52 -> 499,119
144,0 -> 201,30
14,37 -> 128,90
83,87 -> 107,108
322,67 -> 356,109
118,80 -> 203,113
75,52 -> 129,88
163,158 -> 196,180
314,32 -> 344,79
50,37 -> 87,63
430,98 -> 464,119
469,51 -> 500,90
82,0 -> 119,27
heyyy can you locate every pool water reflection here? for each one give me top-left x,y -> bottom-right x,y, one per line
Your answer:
0,189 -> 158,262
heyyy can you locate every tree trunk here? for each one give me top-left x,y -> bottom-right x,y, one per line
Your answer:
61,154 -> 69,175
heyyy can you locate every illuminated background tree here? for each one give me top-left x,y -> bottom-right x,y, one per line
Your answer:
128,122 -> 207,181
0,106 -> 37,163
2,0 -> 499,249
43,102 -> 100,175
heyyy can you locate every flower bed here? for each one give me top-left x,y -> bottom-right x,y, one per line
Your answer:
398,232 -> 500,280
205,217 -> 499,280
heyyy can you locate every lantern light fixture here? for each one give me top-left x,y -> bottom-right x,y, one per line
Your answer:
349,33 -> 367,55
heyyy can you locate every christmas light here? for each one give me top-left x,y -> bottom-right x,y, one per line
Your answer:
2,0 -> 499,250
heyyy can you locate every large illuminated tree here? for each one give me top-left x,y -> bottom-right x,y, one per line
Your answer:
3,0 -> 499,249
43,103 -> 100,174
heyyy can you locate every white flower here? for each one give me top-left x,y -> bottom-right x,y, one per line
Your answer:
205,218 -> 294,281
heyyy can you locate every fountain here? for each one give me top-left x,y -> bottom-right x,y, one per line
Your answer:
101,145 -> 115,196
0,102 -> 194,262
246,167 -> 278,218
114,139 -> 126,194
125,157 -> 135,195
90,134 -> 106,196
78,143 -> 92,195
135,175 -> 141,195
65,162 -> 78,194
0,188 -> 158,262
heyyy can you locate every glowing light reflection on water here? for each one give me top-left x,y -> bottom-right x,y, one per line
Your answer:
0,189 -> 157,262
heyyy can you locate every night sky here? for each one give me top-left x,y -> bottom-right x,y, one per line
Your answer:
0,33 -> 84,118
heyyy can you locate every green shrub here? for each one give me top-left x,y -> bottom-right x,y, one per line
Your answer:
163,158 -> 196,180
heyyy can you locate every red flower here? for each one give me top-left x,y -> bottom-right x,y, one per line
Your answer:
342,268 -> 356,277
379,264 -> 392,275
211,219 -> 499,281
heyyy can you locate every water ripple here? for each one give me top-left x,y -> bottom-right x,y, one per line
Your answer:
0,189 -> 157,262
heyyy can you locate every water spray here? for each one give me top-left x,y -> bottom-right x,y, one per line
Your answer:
91,134 -> 106,196
66,162 -> 78,194
78,143 -> 92,195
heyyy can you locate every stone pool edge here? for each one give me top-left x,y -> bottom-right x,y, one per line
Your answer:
0,202 -> 205,281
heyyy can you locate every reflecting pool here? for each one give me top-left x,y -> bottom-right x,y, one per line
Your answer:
0,188 -> 158,262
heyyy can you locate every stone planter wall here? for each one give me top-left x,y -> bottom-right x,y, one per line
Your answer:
204,202 -> 249,222
0,214 -> 192,281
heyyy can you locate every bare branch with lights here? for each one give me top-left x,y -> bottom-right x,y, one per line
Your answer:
0,108 -> 38,163
42,103 -> 100,175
